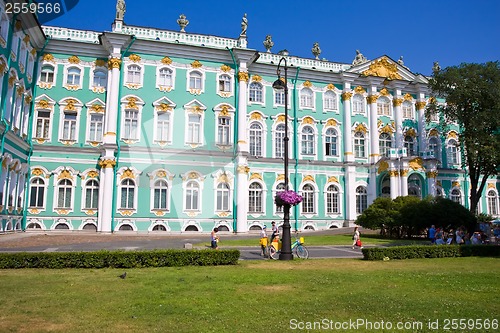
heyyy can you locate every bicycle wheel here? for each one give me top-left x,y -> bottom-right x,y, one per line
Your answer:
268,246 -> 279,260
295,245 -> 309,259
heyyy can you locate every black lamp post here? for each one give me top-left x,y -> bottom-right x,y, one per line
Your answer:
272,57 -> 293,260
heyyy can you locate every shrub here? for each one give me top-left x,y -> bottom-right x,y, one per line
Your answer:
0,249 -> 240,269
362,245 -> 500,260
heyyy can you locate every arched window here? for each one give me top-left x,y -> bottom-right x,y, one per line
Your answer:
408,174 -> 421,198
352,94 -> 364,114
487,190 -> 498,216
377,97 -> 390,116
428,137 -> 440,160
379,132 -> 392,156
248,182 -> 263,213
66,67 -> 81,85
275,123 -> 285,158
84,179 -> 99,209
446,139 -> 459,165
301,184 -> 315,214
127,65 -> 141,84
300,88 -> 313,108
120,179 -> 135,209
325,128 -> 338,156
249,122 -> 263,157
158,68 -> 173,87
185,180 -> 199,210
326,184 -> 339,214
40,65 -> 54,83
218,74 -> 231,92
92,69 -> 107,88
356,186 -> 367,214
29,178 -> 45,208
249,82 -> 263,102
404,135 -> 416,156
153,180 -> 169,210
216,183 -> 230,211
324,91 -> 337,110
402,101 -> 413,118
275,182 -> 285,213
189,71 -> 202,90
450,188 -> 461,204
57,179 -> 73,208
301,126 -> 315,155
354,132 -> 365,158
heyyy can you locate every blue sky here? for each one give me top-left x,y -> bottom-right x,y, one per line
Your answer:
47,0 -> 500,76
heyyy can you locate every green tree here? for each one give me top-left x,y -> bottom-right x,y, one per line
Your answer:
356,197 -> 398,235
427,62 -> 500,219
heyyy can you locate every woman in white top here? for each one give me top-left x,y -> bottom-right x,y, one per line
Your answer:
352,226 -> 362,249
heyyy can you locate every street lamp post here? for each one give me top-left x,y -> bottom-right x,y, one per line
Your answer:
273,57 -> 293,260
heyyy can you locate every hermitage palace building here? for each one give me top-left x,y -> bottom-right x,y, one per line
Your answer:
0,0 -> 499,234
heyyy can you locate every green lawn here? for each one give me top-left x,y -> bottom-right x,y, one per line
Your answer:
0,257 -> 498,332
204,234 -> 429,247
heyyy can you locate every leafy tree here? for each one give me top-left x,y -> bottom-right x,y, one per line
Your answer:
356,197 -> 398,234
428,197 -> 476,233
426,62 -> 500,220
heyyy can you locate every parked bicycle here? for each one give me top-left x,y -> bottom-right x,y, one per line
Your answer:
268,234 -> 309,260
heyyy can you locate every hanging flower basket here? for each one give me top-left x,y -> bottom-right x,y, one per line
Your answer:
275,190 -> 303,207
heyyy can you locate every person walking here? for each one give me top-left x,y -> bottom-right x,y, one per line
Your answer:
259,226 -> 268,256
211,228 -> 219,250
352,226 -> 363,250
428,225 -> 436,244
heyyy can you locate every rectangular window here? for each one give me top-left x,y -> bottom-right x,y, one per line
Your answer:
217,117 -> 230,145
89,114 -> 104,142
62,112 -> 77,140
123,110 -> 138,140
275,91 -> 285,105
35,111 -> 51,139
156,112 -> 170,142
187,114 -> 201,144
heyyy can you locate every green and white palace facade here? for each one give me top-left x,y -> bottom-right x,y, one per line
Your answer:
0,1 -> 499,234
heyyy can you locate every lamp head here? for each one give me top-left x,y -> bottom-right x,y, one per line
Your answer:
272,77 -> 286,90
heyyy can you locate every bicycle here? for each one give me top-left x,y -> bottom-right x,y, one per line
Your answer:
268,234 -> 309,260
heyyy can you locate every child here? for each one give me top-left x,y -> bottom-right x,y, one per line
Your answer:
211,227 -> 219,249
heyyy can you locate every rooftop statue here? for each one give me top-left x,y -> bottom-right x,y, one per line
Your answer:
311,42 -> 321,60
240,13 -> 248,37
433,61 -> 441,73
263,35 -> 274,53
352,49 -> 368,66
116,0 -> 125,20
177,14 -> 189,32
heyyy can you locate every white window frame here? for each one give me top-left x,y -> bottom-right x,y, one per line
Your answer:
120,96 -> 144,143
249,121 -> 264,157
446,138 -> 460,166
216,182 -> 231,212
58,98 -> 82,144
354,131 -> 366,158
300,182 -> 317,216
377,96 -> 391,116
300,88 -> 314,109
40,64 -> 55,84
54,179 -> 74,210
29,177 -> 46,210
356,185 -> 368,214
379,132 -> 393,157
352,94 -> 365,114
184,180 -> 201,211
450,188 -> 462,204
157,66 -> 175,92
300,125 -> 316,157
125,64 -> 143,87
90,67 -> 107,90
83,179 -> 99,210
187,70 -> 204,94
324,127 -> 339,158
402,101 -> 413,119
63,65 -> 83,90
323,90 -> 338,112
248,81 -> 264,104
248,181 -> 264,214
325,183 -> 341,215
487,189 -> 499,216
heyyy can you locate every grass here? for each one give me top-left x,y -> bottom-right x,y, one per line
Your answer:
0,257 -> 498,332
200,234 -> 428,248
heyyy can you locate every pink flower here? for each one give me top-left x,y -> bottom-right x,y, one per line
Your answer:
275,190 -> 303,207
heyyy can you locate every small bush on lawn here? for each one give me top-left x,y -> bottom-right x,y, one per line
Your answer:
362,245 -> 500,260
0,249 -> 240,269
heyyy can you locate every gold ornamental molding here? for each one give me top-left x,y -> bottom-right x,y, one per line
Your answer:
487,183 -> 496,189
25,95 -> 32,104
68,55 -> 80,64
28,208 -> 40,214
303,80 -> 312,88
217,173 -> 230,184
161,56 -> 172,65
366,95 -> 378,104
409,157 -> 424,171
237,71 -> 249,82
220,64 -> 231,72
302,116 -> 314,125
84,210 -> 96,216
217,212 -> 230,218
108,58 -> 122,70
327,176 -> 339,183
237,165 -> 250,174
249,112 -> 262,121
98,159 -> 116,169
325,118 -> 338,127
126,97 -> 139,110
8,75 -> 16,88
426,171 -> 438,178
362,57 -> 402,80
415,101 -> 427,110
379,87 -> 390,96
191,60 -> 203,68
64,99 -> 77,111
57,170 -> 72,180
156,103 -> 172,112
326,83 -> 335,90
95,59 -> 107,68
276,115 -> 286,123
120,169 -> 136,180
389,170 -> 399,177
393,98 -> 403,107
89,104 -> 105,113
341,92 -> 352,101
23,35 -> 30,44
403,93 -> 413,101
447,131 -> 458,139
55,209 -> 70,215
87,170 -> 99,179
36,100 -> 51,109
302,175 -> 315,183
32,168 -> 44,177
0,59 -> 6,73
354,123 -> 368,134
276,174 -> 285,182
429,128 -> 439,137
251,75 -> 262,82
128,54 -> 141,63
189,105 -> 204,114
42,53 -> 55,62
452,181 -> 461,188
354,86 -> 366,94
380,123 -> 394,134
154,211 -> 166,217
400,169 -> 409,177
250,173 -> 263,181
405,128 -> 417,138
119,210 -> 134,216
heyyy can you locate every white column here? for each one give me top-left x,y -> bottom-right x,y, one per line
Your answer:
389,168 -> 399,199
98,156 -> 116,233
342,88 -> 354,162
400,163 -> 409,197
344,165 -> 357,225
103,57 -> 121,144
393,95 -> 403,149
367,89 -> 379,204
237,67 -> 249,154
416,97 -> 427,153
235,68 -> 249,232
236,156 -> 248,233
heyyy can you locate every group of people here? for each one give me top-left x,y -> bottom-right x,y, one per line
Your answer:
428,224 -> 498,245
